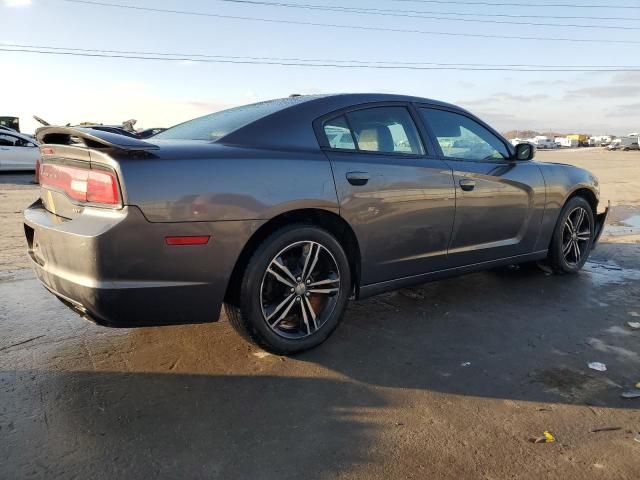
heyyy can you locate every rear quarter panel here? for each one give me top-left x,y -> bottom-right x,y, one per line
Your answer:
115,144 -> 339,222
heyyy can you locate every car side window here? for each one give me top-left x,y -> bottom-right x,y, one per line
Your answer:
346,107 -> 424,155
0,134 -> 17,147
420,108 -> 509,161
323,116 -> 356,150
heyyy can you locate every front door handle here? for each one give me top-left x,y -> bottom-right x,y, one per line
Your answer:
459,178 -> 476,191
346,172 -> 369,186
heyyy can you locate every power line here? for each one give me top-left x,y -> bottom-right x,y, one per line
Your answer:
3,46 -> 640,72
212,0 -> 640,30
222,0 -> 640,22
4,43 -> 640,69
392,0 -> 640,9
60,0 -> 640,45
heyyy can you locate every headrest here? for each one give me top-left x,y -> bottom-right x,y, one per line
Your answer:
357,125 -> 394,152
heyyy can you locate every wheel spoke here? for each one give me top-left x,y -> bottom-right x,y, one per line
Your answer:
300,242 -> 315,280
304,244 -> 321,281
572,240 -> 581,262
308,277 -> 340,288
565,216 -> 576,234
575,209 -> 586,231
562,240 -> 572,257
267,268 -> 295,288
304,296 -> 318,331
270,295 -> 297,328
272,258 -> 297,284
577,230 -> 591,241
266,293 -> 295,323
300,300 -> 311,335
308,288 -> 339,295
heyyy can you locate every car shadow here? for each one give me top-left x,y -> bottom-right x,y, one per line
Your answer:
298,241 -> 640,408
1,370 -> 384,479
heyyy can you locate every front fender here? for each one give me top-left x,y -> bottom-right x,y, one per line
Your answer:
534,162 -> 601,251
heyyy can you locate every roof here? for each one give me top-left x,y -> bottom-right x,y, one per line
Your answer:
221,93 -> 461,151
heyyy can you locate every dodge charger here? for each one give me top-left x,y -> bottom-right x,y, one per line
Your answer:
24,94 -> 608,353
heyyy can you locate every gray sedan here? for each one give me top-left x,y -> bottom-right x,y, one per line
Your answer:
24,94 -> 608,353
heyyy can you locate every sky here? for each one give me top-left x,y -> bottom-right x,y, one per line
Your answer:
1,0 -> 639,135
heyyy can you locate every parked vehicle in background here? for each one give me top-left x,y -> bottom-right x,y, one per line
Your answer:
608,137 -> 640,151
556,137 -> 579,148
25,93 -> 608,354
0,116 -> 20,133
32,115 -> 143,139
137,128 -> 167,139
0,130 -> 39,171
589,135 -> 615,147
530,136 -> 557,149
567,134 -> 589,147
81,125 -> 140,138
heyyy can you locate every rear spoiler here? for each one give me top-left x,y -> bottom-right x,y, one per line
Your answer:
35,126 -> 159,151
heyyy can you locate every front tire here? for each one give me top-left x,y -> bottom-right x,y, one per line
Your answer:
225,224 -> 351,354
548,196 -> 595,274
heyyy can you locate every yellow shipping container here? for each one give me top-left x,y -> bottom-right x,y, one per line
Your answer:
567,134 -> 588,143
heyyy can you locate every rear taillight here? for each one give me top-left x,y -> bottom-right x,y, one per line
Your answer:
39,163 -> 121,206
86,169 -> 120,204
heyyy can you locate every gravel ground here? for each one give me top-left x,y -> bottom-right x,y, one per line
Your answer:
1,150 -> 639,479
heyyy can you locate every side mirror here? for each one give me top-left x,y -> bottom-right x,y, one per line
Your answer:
514,143 -> 535,161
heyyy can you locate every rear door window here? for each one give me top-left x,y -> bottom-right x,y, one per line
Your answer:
323,116 -> 356,150
347,107 -> 424,155
322,106 -> 424,155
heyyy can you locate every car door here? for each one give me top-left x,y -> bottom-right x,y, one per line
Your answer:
0,133 -> 16,170
0,133 -> 38,170
317,104 -> 456,285
418,106 -> 546,267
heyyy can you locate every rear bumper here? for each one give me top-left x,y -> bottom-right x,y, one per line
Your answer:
24,200 -> 254,327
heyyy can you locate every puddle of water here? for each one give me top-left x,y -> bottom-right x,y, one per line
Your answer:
604,207 -> 640,236
604,205 -> 640,237
583,261 -> 640,287
623,215 -> 640,228
604,225 -> 640,236
604,325 -> 633,336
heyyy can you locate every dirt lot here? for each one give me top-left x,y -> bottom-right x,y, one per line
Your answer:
1,149 -> 639,479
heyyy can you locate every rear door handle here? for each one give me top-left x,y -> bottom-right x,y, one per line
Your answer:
459,178 -> 476,191
346,172 -> 369,186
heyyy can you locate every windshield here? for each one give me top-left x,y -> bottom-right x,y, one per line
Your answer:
154,99 -> 297,141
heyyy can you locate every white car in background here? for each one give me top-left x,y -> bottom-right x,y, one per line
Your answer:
0,130 -> 40,171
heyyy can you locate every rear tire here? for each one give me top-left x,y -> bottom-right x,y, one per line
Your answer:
225,224 -> 351,355
547,196 -> 595,274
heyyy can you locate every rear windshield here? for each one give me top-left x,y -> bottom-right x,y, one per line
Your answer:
154,99 -> 299,141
